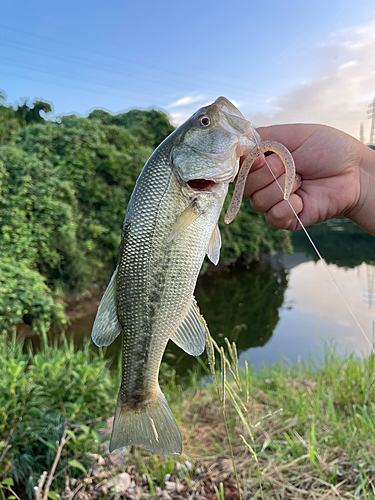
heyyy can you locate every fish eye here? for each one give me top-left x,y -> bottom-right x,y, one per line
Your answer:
198,115 -> 211,127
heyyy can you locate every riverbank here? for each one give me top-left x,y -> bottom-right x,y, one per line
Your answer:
1,332 -> 375,499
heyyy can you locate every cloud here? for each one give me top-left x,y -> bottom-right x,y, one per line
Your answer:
169,111 -> 191,126
248,20 -> 375,141
167,95 -> 208,125
168,95 -> 204,108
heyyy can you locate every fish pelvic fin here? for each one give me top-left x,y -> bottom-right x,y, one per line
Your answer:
206,223 -> 221,266
109,389 -> 182,458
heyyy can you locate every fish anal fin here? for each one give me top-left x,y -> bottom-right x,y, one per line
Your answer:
91,267 -> 121,347
206,224 -> 221,265
171,298 -> 205,356
110,389 -> 182,458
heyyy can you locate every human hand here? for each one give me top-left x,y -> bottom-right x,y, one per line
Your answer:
243,124 -> 375,235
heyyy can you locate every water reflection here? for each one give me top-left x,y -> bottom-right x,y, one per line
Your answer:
167,220 -> 375,374
291,219 -> 375,268
163,261 -> 288,376
30,220 -> 375,379
242,259 -> 375,370
241,221 -> 375,369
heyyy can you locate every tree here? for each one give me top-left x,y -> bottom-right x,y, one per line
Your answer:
0,97 -> 52,145
0,97 -> 290,330
15,99 -> 52,124
89,107 -> 175,149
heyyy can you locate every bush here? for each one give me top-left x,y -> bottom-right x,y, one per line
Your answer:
0,258 -> 65,332
0,112 -> 157,329
0,331 -> 118,498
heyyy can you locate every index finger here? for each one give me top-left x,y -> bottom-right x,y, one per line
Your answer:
256,124 -> 316,152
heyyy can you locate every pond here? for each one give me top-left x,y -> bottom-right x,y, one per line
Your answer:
62,219 -> 375,377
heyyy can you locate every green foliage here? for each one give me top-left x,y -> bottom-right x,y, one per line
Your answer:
15,99 -> 52,125
0,93 -> 290,331
0,144 -> 76,330
10,118 -> 148,273
0,332 -> 116,498
0,92 -> 52,146
88,107 -> 175,149
0,105 -> 166,329
0,258 -> 65,332
0,103 -> 20,147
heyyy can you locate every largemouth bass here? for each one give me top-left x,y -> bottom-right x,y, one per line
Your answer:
91,97 -> 295,457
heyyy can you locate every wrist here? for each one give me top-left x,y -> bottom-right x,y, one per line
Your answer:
346,145 -> 375,236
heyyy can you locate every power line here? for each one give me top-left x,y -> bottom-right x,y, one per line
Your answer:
0,24 -> 272,105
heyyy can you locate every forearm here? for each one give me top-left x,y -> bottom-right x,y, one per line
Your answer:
346,146 -> 375,236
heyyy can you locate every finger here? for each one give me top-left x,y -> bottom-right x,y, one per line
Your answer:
243,154 -> 286,198
250,173 -> 302,213
265,193 -> 304,230
256,124 -> 318,153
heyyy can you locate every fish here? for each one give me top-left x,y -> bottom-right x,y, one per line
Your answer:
91,96 -> 295,457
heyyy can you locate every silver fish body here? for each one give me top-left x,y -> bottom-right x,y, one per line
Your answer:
91,97 -> 260,456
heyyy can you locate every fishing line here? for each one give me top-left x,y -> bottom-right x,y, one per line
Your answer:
250,130 -> 375,355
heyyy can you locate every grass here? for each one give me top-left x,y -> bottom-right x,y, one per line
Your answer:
0,328 -> 118,499
180,334 -> 375,498
2,328 -> 375,499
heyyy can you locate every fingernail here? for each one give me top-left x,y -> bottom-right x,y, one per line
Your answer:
296,173 -> 302,184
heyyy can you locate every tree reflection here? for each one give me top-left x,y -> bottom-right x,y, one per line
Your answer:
163,260 -> 288,378
291,220 -> 375,268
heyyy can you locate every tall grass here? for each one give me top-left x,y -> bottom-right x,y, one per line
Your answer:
193,330 -> 375,498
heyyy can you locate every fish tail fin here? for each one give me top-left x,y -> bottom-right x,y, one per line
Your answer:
109,389 -> 182,458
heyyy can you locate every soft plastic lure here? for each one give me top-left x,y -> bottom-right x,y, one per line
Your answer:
224,140 -> 296,224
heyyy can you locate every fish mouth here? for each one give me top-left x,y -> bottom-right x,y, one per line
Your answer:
214,96 -> 261,155
214,96 -> 246,119
187,179 -> 216,191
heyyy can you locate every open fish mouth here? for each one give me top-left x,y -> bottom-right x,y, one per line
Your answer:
187,178 -> 216,191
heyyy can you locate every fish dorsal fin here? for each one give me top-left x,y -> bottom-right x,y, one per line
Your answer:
91,267 -> 121,347
170,298 -> 205,356
206,224 -> 221,265
167,201 -> 203,243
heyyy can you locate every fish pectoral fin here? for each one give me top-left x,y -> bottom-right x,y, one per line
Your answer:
206,224 -> 221,266
167,201 -> 204,243
110,388 -> 182,458
170,297 -> 205,356
91,267 -> 121,347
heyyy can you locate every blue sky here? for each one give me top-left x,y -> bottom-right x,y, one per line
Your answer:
1,0 -> 375,139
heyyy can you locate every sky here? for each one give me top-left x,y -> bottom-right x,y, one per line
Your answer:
1,0 -> 375,140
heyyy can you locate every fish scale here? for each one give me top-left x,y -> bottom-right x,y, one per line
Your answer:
90,97 -> 294,457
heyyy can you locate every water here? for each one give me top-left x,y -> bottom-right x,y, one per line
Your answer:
61,219 -> 375,377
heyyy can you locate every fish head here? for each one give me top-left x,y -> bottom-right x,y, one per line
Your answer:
171,96 -> 260,189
